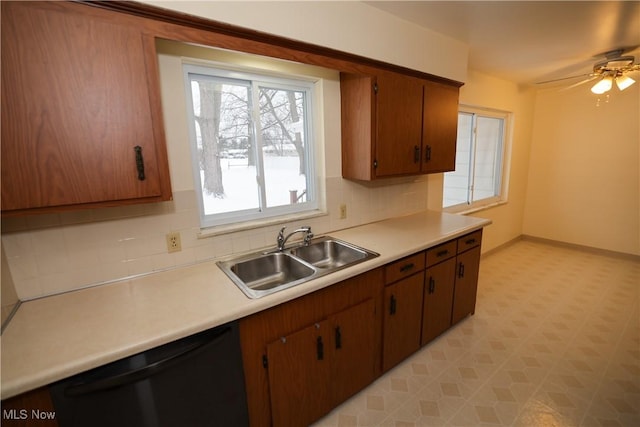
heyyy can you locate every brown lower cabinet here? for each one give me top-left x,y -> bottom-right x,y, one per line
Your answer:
267,320 -> 332,427
267,299 -> 377,427
382,275 -> 424,372
422,257 -> 457,345
452,245 -> 482,324
239,269 -> 384,427
382,255 -> 425,372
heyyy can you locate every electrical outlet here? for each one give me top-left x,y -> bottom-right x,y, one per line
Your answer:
339,204 -> 347,219
166,232 -> 182,253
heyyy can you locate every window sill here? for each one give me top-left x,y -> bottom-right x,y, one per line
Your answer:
197,209 -> 328,238
443,199 -> 508,215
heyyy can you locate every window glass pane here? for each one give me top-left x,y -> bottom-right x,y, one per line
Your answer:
472,116 -> 503,202
189,75 -> 258,215
259,87 -> 309,208
443,108 -> 507,211
443,112 -> 473,207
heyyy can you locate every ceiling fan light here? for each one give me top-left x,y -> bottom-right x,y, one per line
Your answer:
615,74 -> 636,91
591,76 -> 613,94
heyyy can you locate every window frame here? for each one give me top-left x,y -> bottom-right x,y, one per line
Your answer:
183,63 -> 319,229
443,105 -> 511,213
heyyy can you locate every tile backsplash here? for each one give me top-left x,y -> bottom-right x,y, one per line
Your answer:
1,176 -> 429,300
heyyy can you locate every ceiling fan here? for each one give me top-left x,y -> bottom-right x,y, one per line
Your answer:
537,49 -> 640,94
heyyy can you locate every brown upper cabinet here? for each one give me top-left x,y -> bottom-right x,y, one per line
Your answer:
422,80 -> 460,173
1,1 -> 172,215
340,71 -> 461,180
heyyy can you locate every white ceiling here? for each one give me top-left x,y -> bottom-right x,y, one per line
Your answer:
366,1 -> 640,86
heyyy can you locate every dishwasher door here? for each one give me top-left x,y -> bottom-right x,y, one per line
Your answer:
50,321 -> 249,427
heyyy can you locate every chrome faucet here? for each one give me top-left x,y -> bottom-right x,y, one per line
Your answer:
277,226 -> 313,251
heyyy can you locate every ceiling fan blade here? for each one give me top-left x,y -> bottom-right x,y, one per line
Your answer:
559,75 -> 601,91
535,73 -> 593,85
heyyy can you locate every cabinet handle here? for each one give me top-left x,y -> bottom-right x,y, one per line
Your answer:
414,145 -> 420,163
425,145 -> 432,161
389,295 -> 397,315
400,263 -> 415,273
317,336 -> 324,360
465,238 -> 476,245
335,326 -> 342,350
458,262 -> 465,278
436,249 -> 449,257
429,277 -> 435,294
134,146 -> 146,181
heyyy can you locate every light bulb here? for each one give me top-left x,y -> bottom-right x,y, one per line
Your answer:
591,76 -> 613,94
615,74 -> 636,91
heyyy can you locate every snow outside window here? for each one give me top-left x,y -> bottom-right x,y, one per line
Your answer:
184,65 -> 317,228
443,107 -> 509,211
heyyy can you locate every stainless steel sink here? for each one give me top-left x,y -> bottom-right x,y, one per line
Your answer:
289,238 -> 370,269
217,236 -> 378,299
230,252 -> 315,292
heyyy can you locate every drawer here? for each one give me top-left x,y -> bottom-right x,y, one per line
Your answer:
457,230 -> 482,253
425,240 -> 457,267
384,252 -> 425,285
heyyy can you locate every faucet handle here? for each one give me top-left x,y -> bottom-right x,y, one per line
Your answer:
304,227 -> 314,244
276,226 -> 287,250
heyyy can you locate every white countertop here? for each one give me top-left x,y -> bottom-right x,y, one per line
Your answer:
0,211 -> 490,400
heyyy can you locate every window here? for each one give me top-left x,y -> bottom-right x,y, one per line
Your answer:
443,107 -> 509,211
184,65 -> 317,228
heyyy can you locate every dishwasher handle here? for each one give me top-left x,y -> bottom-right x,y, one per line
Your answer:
64,326 -> 232,397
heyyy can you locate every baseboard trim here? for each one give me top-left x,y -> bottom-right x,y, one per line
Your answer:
521,235 -> 640,262
481,235 -> 640,262
480,236 -> 524,259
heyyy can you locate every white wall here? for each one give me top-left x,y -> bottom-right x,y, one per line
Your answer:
523,84 -> 640,255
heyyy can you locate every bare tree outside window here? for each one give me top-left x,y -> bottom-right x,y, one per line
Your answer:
185,65 -> 317,227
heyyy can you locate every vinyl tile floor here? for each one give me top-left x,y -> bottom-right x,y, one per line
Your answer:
312,239 -> 640,426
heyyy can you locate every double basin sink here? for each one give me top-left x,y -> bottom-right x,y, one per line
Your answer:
217,236 -> 379,299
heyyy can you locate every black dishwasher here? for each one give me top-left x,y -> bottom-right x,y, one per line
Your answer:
50,321 -> 249,427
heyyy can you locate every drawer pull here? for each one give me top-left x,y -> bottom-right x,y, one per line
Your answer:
436,249 -> 449,257
134,145 -> 145,181
317,336 -> 324,360
399,263 -> 415,273
335,326 -> 342,350
389,294 -> 397,315
465,238 -> 477,245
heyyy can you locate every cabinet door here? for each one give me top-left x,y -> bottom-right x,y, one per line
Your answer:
330,299 -> 377,406
422,80 -> 459,173
340,73 -> 376,180
375,72 -> 424,177
422,258 -> 456,345
266,321 -> 331,427
382,273 -> 424,372
1,1 -> 171,213
451,246 -> 482,324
